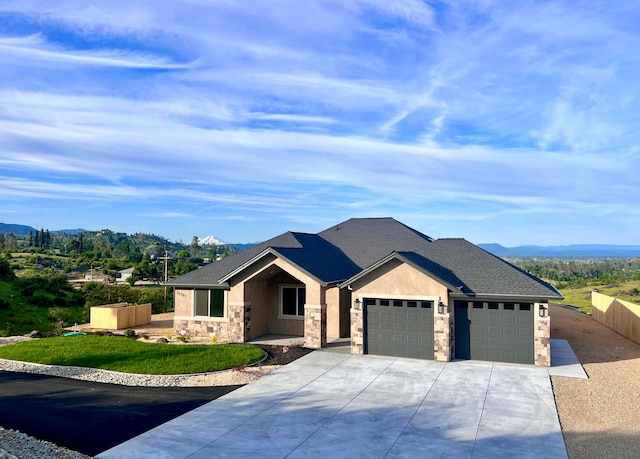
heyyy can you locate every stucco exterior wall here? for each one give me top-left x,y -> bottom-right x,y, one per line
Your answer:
174,289 -> 193,317
351,260 -> 449,299
326,287 -> 340,338
246,280 -> 269,340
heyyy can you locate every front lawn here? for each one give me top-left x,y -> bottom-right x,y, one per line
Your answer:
0,335 -> 265,375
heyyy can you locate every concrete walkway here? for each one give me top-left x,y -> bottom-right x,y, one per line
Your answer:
100,340 -> 584,459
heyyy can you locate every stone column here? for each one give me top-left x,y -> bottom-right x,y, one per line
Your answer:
534,303 -> 551,366
434,301 -> 451,362
350,299 -> 364,355
304,304 -> 327,349
227,302 -> 247,343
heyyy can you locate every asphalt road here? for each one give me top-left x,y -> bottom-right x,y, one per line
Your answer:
0,371 -> 240,456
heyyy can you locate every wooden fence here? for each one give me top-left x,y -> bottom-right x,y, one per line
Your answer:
592,292 -> 640,345
90,302 -> 152,330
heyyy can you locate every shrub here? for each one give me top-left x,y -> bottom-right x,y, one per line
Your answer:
31,291 -> 54,308
124,329 -> 137,339
176,331 -> 191,343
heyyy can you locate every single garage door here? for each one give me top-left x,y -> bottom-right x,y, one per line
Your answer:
365,298 -> 434,359
454,300 -> 534,364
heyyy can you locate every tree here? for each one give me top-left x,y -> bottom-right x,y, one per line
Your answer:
190,236 -> 199,258
126,275 -> 139,286
0,257 -> 15,281
4,234 -> 17,251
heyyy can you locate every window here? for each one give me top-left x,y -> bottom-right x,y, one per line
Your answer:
504,303 -> 515,310
194,289 -> 225,318
281,285 -> 305,317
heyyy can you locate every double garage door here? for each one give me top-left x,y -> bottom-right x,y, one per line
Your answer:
364,297 -> 534,364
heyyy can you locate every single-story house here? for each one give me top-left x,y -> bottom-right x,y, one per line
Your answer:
167,218 -> 562,366
117,267 -> 137,283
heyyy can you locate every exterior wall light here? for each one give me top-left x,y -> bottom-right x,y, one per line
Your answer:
354,298 -> 362,310
539,304 -> 548,318
438,301 -> 447,315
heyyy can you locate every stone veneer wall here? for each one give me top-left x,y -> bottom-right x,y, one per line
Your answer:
174,302 -> 247,342
304,304 -> 327,349
433,310 -> 451,362
534,304 -> 551,366
350,304 -> 364,355
174,318 -> 230,340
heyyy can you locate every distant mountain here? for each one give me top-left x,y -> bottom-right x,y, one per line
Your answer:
0,223 -> 88,235
480,243 -> 640,258
0,223 -> 35,235
198,235 -> 226,245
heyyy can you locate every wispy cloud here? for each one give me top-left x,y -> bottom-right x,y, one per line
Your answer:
0,1 -> 639,244
0,33 -> 197,69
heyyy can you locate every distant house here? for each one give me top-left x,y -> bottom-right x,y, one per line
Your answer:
117,267 -> 137,283
167,218 -> 562,366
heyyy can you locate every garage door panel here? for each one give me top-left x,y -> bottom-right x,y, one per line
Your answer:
455,300 -> 534,364
366,298 -> 434,360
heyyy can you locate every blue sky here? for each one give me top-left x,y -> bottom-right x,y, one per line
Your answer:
1,1 -> 639,246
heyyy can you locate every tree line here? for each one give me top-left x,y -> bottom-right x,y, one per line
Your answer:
510,257 -> 640,288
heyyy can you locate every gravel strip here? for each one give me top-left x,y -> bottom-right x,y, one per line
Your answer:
550,304 -> 640,458
0,357 -> 281,387
0,427 -> 93,459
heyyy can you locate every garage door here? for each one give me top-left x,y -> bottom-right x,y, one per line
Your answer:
365,298 -> 434,359
454,300 -> 534,364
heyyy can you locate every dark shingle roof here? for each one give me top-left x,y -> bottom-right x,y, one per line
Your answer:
317,218 -> 432,268
415,239 -> 562,298
168,218 -> 562,299
274,233 -> 361,284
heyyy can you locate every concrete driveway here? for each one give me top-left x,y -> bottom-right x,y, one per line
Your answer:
100,347 -> 580,459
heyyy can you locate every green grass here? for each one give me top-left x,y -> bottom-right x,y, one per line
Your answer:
558,280 -> 640,314
0,335 -> 265,375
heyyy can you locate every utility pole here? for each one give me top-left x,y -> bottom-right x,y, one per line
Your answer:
163,249 -> 169,312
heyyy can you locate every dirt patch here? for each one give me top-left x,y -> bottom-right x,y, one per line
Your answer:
550,304 -> 640,458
